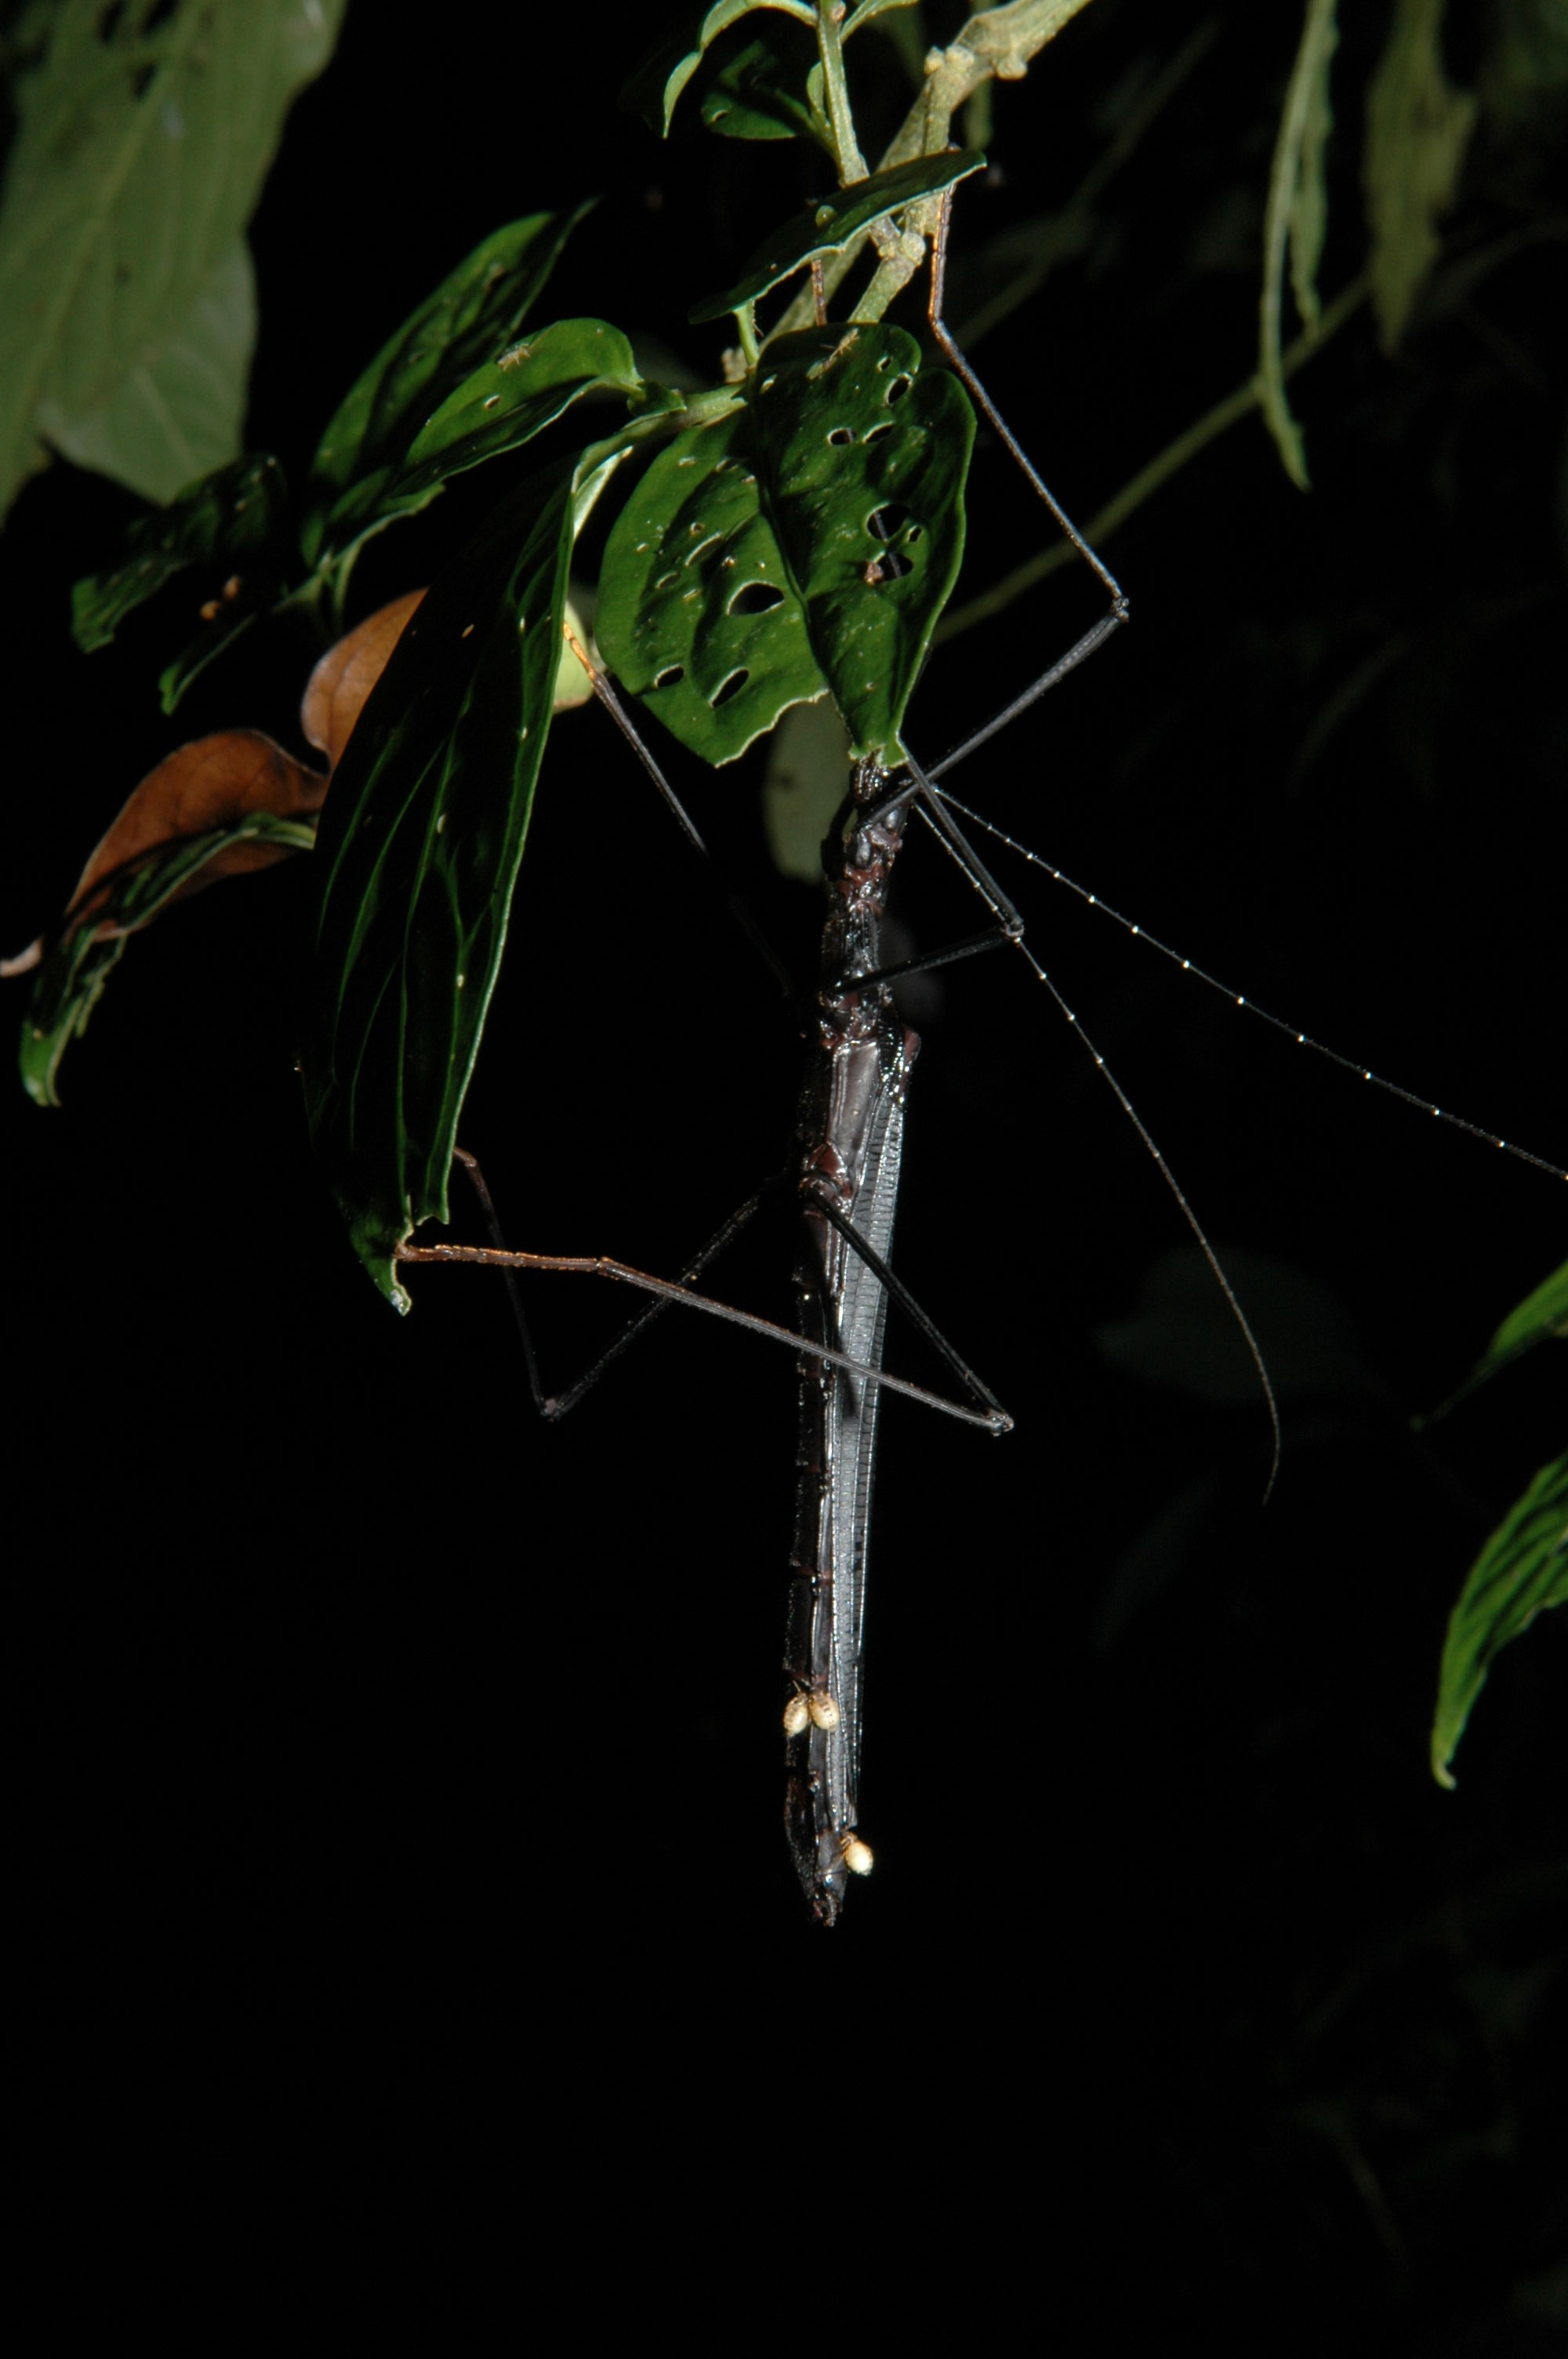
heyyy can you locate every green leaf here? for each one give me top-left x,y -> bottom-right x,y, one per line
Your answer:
32,234 -> 259,505
299,209 -> 594,569
596,407 -> 829,765
620,0 -> 817,137
1363,0 -> 1479,354
303,453 -> 615,1307
370,318 -> 644,532
750,323 -> 975,760
689,149 -> 986,322
18,811 -> 316,1108
0,0 -> 345,519
1425,1259 -> 1568,1419
1258,0 -> 1340,492
700,29 -> 829,145
71,452 -> 287,652
158,593 -> 265,716
1432,1454 -> 1568,1788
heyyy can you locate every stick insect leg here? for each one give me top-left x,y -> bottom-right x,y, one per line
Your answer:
452,1146 -> 787,1423
807,1187 -> 1009,1427
397,1230 -> 1008,1434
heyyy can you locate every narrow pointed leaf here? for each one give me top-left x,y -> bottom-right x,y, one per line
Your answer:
303,456 -> 611,1307
71,453 -> 288,652
1258,0 -> 1340,491
1425,1259 -> 1568,1419
689,149 -> 985,322
299,210 -> 593,568
1432,1455 -> 1568,1787
597,407 -> 827,764
750,324 -> 975,759
372,319 -> 644,527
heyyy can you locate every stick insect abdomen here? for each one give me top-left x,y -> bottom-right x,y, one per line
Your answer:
784,765 -> 916,1923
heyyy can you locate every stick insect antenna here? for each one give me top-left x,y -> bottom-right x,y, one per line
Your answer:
929,787 -> 1568,1188
913,799 -> 1284,1501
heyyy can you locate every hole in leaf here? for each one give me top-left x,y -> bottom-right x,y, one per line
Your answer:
866,504 -> 916,580
826,427 -> 854,447
711,671 -> 750,708
653,665 -> 685,690
863,421 -> 894,443
886,374 -> 913,404
728,580 -> 786,616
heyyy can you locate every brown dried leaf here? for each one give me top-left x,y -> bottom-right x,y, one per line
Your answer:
301,588 -> 425,767
65,729 -> 329,939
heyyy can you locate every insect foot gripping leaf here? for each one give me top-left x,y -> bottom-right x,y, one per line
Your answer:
5,592 -> 427,1107
750,324 -> 975,762
303,460 -> 600,1312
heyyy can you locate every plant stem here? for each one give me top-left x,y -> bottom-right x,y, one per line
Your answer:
933,272 -> 1370,645
816,2 -> 869,183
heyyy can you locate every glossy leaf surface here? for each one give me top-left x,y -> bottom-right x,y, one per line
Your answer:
750,324 -> 975,758
0,0 -> 343,517
597,408 -> 827,765
374,319 -> 644,527
1432,1454 -> 1568,1788
299,210 -> 591,568
304,459 -> 603,1307
71,453 -> 288,653
688,149 -> 985,321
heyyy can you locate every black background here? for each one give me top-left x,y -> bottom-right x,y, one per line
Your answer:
5,0 -> 1564,2325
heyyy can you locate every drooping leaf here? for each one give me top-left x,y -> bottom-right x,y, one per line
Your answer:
1363,0 -> 1479,354
689,149 -> 986,322
71,451 -> 287,652
15,787 -> 321,1109
1432,1455 -> 1568,1788
750,323 -> 975,761
0,0 -> 345,518
31,235 -> 259,507
299,210 -> 594,569
1258,0 -> 1340,492
1425,1259 -> 1568,1419
700,27 -> 829,145
303,454 -> 616,1308
620,1 -> 816,137
7,591 -> 430,1103
596,407 -> 828,765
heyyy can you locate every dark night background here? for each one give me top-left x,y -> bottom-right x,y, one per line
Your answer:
5,0 -> 1564,2328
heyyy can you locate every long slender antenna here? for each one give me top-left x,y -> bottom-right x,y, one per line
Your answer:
928,785 -> 1568,1187
914,800 -> 1283,1499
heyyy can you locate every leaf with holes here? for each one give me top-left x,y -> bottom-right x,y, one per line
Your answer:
1432,1454 -> 1568,1788
71,452 -> 288,652
303,453 -> 615,1308
596,408 -> 828,765
750,324 -> 974,760
299,209 -> 593,569
689,150 -> 985,322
